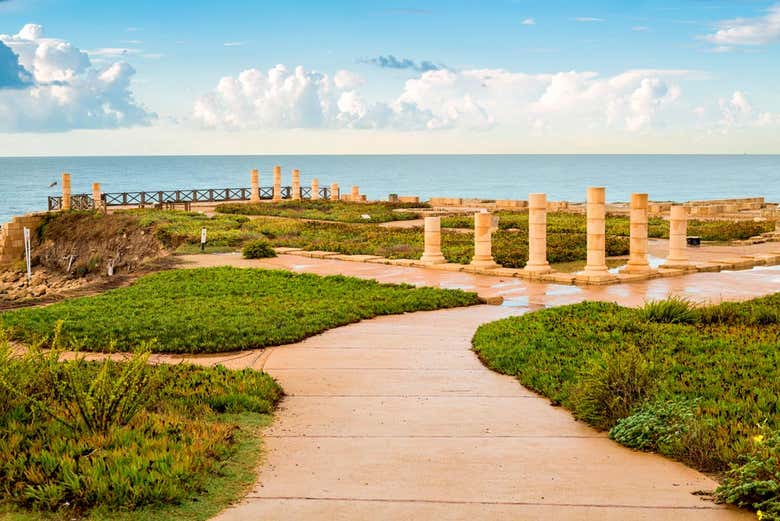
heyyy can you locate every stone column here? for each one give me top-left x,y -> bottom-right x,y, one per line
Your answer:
578,186 -> 615,282
91,182 -> 102,210
663,205 -> 690,268
351,185 -> 360,202
330,183 -> 340,201
311,178 -> 320,200
420,216 -> 446,265
292,169 -> 301,200
524,193 -> 551,273
62,172 -> 72,211
622,193 -> 651,274
272,165 -> 282,201
471,211 -> 498,269
250,169 -> 260,203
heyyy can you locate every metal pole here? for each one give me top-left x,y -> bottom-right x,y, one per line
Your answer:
23,227 -> 32,284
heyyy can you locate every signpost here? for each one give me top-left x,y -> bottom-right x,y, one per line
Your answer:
23,227 -> 32,284
200,227 -> 207,252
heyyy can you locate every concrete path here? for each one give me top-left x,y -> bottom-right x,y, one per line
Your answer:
176,254 -> 779,520
210,305 -> 750,521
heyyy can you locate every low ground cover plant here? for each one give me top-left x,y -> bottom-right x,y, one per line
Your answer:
441,211 -> 774,241
472,294 -> 780,517
242,239 -> 277,259
216,200 -> 426,223
0,331 -> 282,518
1,267 -> 481,353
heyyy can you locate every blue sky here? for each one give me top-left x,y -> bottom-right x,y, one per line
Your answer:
0,0 -> 779,154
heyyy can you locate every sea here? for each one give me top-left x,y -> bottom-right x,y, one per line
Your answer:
1,154 -> 778,224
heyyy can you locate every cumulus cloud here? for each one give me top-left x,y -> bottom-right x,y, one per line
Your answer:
575,17 -> 605,23
193,64 -> 693,134
521,18 -> 536,26
0,24 -> 153,132
718,91 -> 780,132
359,54 -> 442,72
702,4 -> 780,46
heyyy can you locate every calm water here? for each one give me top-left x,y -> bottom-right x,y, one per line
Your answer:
1,155 -> 778,223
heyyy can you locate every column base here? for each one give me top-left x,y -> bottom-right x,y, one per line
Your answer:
523,263 -> 552,274
470,259 -> 499,269
575,268 -> 618,285
661,261 -> 694,270
420,255 -> 447,265
620,263 -> 653,275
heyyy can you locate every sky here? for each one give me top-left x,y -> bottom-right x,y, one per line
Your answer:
0,0 -> 779,155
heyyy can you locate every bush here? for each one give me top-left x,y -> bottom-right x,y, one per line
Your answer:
572,344 -> 655,430
639,297 -> 698,324
0,332 -> 283,515
242,240 -> 277,259
717,430 -> 780,520
609,398 -> 699,453
216,200 -> 426,223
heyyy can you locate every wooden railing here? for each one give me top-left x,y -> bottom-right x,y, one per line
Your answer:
48,186 -> 332,211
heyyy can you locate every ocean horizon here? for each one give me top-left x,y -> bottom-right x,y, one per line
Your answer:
2,154 -> 779,223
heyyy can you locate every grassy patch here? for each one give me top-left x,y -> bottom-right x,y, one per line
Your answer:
216,200 -> 426,223
0,337 -> 282,519
1,267 -> 481,353
472,294 -> 780,516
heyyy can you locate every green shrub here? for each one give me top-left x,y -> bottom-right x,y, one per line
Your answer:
242,240 -> 277,259
717,430 -> 780,520
639,297 -> 698,324
609,398 -> 699,453
571,344 -> 655,430
0,332 -> 283,515
216,200 -> 426,223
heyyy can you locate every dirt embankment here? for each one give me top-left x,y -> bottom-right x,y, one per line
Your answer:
1,212 -> 170,306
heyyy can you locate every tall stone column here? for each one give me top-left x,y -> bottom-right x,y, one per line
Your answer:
272,165 -> 282,201
92,182 -> 102,210
311,178 -> 320,200
330,183 -> 340,201
351,185 -> 360,202
420,216 -> 446,264
524,193 -> 551,273
663,205 -> 690,268
471,211 -> 499,269
292,169 -> 301,200
577,186 -> 616,282
62,172 -> 72,211
622,193 -> 651,274
250,169 -> 260,203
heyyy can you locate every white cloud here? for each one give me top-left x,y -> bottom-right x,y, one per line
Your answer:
223,41 -> 245,47
575,17 -> 605,23
632,26 -> 650,32
193,64 -> 694,134
521,18 -> 536,26
718,91 -> 780,132
0,24 -> 154,132
702,4 -> 780,45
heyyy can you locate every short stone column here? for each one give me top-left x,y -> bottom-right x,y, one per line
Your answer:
577,186 -> 615,282
524,193 -> 551,273
311,178 -> 320,200
622,193 -> 651,274
330,183 -> 340,201
351,185 -> 360,202
250,169 -> 260,203
292,169 -> 301,200
272,166 -> 282,201
471,211 -> 499,269
91,182 -> 102,210
663,205 -> 690,268
62,172 -> 72,211
420,216 -> 446,265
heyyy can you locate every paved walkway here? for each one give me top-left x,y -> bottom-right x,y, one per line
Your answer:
179,254 -> 780,520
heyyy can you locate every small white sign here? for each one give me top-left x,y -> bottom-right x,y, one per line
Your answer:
200,227 -> 207,244
23,227 -> 32,284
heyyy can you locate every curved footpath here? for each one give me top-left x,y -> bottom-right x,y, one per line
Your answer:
173,254 -> 780,520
